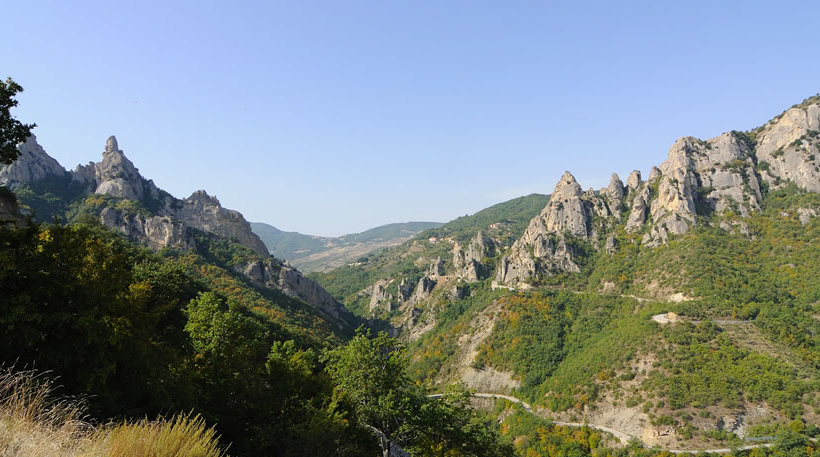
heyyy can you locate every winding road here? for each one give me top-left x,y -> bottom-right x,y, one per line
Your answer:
428,392 -> 784,454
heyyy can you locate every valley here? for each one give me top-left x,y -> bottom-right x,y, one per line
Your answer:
251,221 -> 442,272
309,94 -> 820,454
2,86 -> 820,456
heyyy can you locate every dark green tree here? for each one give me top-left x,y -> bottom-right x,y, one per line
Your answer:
323,329 -> 511,457
0,77 -> 36,165
323,329 -> 416,457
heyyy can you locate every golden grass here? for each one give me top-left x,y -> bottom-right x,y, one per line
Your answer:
0,367 -> 227,457
106,415 -> 225,457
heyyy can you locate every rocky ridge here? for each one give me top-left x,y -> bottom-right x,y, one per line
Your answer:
494,96 -> 820,285
2,135 -> 268,256
1,135 -> 345,321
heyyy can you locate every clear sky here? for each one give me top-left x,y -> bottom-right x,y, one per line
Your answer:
3,1 -> 819,236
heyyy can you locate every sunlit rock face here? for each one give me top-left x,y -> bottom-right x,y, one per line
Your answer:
756,103 -> 820,192
0,135 -> 68,188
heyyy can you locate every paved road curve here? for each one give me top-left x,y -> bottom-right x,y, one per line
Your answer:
429,392 -> 784,455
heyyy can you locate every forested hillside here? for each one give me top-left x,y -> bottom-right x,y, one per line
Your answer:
313,95 -> 820,453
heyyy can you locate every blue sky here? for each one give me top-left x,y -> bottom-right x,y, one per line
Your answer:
3,1 -> 819,236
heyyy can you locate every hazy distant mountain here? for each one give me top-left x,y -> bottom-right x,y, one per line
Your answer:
251,221 -> 443,272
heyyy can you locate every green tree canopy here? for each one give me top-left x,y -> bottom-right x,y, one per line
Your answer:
0,77 -> 36,165
323,329 -> 512,457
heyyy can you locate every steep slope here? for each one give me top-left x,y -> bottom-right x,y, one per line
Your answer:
314,94 -> 820,449
251,221 -> 442,272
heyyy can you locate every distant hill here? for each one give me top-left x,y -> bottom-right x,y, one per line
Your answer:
251,221 -> 442,272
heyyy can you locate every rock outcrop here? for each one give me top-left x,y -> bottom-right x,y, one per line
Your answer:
175,190 -> 269,257
649,166 -> 662,181
412,276 -> 437,301
365,278 -> 395,312
626,170 -> 642,192
625,184 -> 651,233
604,173 -> 625,218
93,136 -> 159,201
1,135 -> 270,257
496,172 -> 592,285
0,135 -> 68,188
427,257 -> 445,279
756,101 -> 820,192
641,132 -> 762,245
99,207 -> 193,251
275,262 -> 344,320
452,231 -> 497,281
243,259 -> 345,321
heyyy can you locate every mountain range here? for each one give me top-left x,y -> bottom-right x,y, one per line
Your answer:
251,221 -> 442,272
310,94 -> 820,450
0,134 -> 353,333
2,93 -> 820,455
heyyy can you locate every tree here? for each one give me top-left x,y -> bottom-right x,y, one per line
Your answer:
1,77 -> 36,165
323,329 -> 417,457
323,329 -> 512,457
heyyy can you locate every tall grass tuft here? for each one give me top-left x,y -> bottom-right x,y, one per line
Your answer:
0,366 -> 97,457
0,367 -> 227,457
107,414 -> 226,457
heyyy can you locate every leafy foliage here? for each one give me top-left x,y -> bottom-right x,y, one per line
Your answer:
0,77 -> 36,165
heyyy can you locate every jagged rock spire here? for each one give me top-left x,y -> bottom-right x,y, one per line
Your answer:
105,135 -> 120,153
607,173 -> 624,200
543,171 -> 588,238
626,170 -> 642,190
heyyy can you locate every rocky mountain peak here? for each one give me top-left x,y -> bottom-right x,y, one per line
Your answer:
105,135 -> 119,153
94,135 -> 154,201
607,173 -> 624,200
187,189 -> 221,205
178,190 -> 270,257
0,135 -> 68,188
552,171 -> 583,200
626,170 -> 642,190
495,172 -> 595,285
542,171 -> 588,238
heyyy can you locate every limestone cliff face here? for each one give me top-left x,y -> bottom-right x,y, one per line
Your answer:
642,132 -> 762,245
173,190 -> 269,257
365,279 -> 394,312
0,135 -> 68,188
243,259 -> 345,322
452,231 -> 497,282
100,206 -> 193,251
496,172 -> 591,285
756,101 -> 820,192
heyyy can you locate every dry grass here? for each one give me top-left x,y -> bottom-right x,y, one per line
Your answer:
0,367 -> 227,457
106,415 -> 225,457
